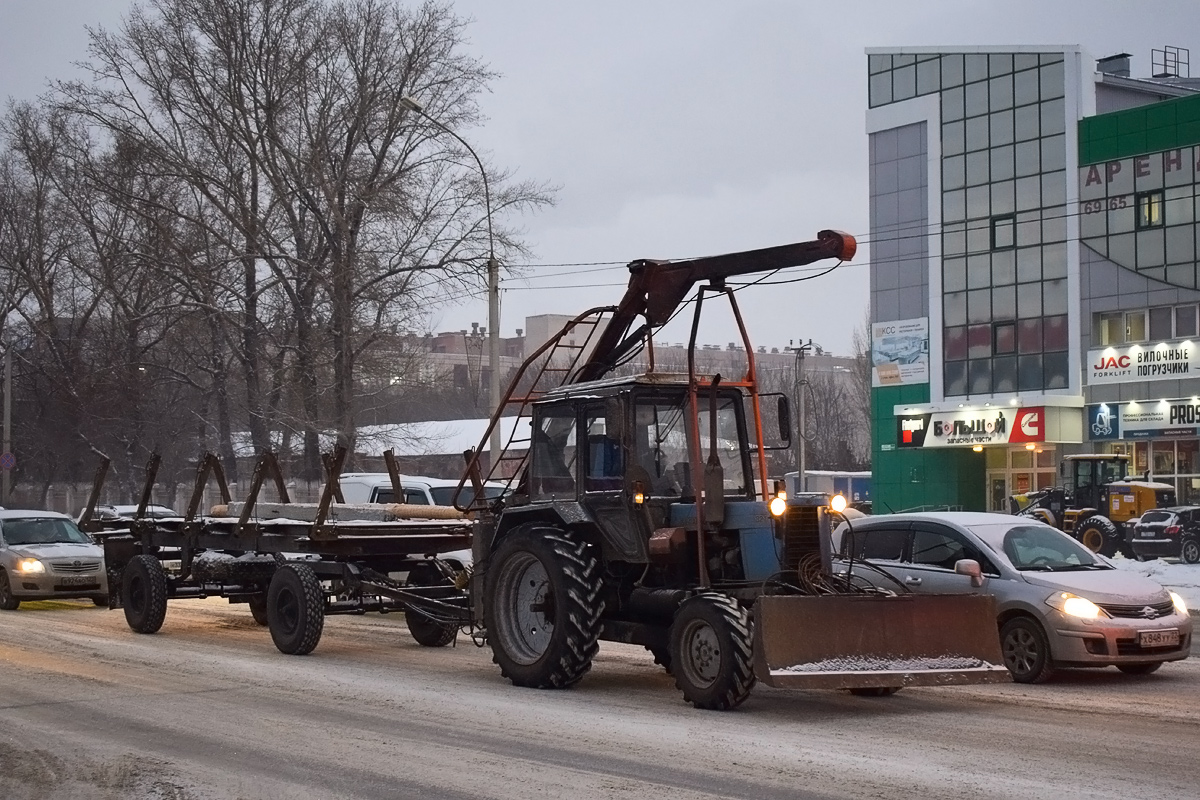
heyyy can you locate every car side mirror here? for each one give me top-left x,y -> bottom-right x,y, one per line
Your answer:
954,558 -> 984,588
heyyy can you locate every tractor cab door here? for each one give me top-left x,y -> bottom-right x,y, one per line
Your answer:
578,400 -> 654,561
1071,459 -> 1103,511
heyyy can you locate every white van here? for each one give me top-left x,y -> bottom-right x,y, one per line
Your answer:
339,473 -> 506,508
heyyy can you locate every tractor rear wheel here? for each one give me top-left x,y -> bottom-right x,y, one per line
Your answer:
485,525 -> 604,689
670,593 -> 756,710
1076,515 -> 1120,557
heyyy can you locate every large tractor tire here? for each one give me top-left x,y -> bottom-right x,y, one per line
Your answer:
122,555 -> 169,634
485,525 -> 604,689
1075,515 -> 1120,557
267,564 -> 325,655
669,593 -> 756,710
405,562 -> 458,648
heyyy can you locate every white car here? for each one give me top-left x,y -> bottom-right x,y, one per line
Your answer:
0,510 -> 109,609
338,473 -> 505,508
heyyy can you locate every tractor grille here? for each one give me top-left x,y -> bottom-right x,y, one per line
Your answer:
50,560 -> 101,575
781,505 -> 821,572
1099,600 -> 1176,619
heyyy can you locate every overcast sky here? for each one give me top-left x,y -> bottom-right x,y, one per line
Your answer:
2,1 -> 1198,355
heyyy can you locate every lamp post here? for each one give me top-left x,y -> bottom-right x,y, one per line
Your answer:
786,340 -> 814,494
399,95 -> 502,460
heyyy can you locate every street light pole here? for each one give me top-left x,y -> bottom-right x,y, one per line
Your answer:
2,347 -> 10,506
399,96 -> 502,461
787,341 -> 812,494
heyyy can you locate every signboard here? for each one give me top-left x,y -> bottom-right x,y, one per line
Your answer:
871,317 -> 929,387
897,407 -> 1045,448
0,452 -> 13,471
1088,341 -> 1198,385
1087,399 -> 1200,440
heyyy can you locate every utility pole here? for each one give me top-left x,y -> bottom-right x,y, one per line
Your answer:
2,347 -> 10,506
788,340 -> 813,494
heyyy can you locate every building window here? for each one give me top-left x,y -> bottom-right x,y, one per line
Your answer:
993,322 -> 1016,354
1125,310 -> 1147,342
1097,312 -> 1123,345
1136,190 -> 1164,229
1149,306 -> 1173,341
990,214 -> 1016,249
1178,305 -> 1199,339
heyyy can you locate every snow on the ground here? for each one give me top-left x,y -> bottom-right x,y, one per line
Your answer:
1111,556 -> 1200,613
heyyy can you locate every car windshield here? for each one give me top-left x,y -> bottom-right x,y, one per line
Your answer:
980,524 -> 1104,571
429,486 -> 504,507
3,517 -> 92,545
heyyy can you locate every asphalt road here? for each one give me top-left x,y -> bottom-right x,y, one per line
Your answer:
1,599 -> 1197,800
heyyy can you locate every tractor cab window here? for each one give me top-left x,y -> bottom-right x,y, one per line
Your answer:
1097,459 -> 1128,485
697,395 -> 749,496
634,398 -> 690,496
531,405 -> 578,498
583,411 -> 623,492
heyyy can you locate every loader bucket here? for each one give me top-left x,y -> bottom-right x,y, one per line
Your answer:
753,594 -> 1010,690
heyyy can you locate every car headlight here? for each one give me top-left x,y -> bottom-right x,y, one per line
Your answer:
1045,592 -> 1107,619
16,558 -> 46,575
1170,591 -> 1188,616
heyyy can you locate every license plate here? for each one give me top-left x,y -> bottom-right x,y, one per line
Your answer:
57,575 -> 94,586
1139,629 -> 1180,648
1140,529 -> 1156,537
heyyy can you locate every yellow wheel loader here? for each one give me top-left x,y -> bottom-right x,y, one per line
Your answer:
1010,455 -> 1176,557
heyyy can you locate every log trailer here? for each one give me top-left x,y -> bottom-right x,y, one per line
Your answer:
455,230 -> 1008,709
84,450 -> 475,654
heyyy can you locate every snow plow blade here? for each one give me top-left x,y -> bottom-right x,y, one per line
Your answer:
753,594 -> 1011,690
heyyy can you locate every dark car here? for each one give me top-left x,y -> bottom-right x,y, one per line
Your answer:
1131,507 -> 1200,564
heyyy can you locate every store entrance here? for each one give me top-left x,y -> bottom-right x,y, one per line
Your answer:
986,445 -> 1058,512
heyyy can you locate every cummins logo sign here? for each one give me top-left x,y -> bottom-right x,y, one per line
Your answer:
897,407 -> 1047,448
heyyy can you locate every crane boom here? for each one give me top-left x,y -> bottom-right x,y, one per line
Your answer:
575,230 -> 856,382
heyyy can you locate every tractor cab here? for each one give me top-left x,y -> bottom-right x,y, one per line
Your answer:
522,374 -> 766,577
1061,454 -> 1130,511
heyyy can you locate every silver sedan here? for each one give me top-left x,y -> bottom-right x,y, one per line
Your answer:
834,511 -> 1191,683
0,510 -> 109,609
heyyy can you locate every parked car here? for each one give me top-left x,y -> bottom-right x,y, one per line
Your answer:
1132,507 -> 1200,564
78,503 -> 180,524
833,512 -> 1192,683
338,473 -> 506,508
0,510 -> 109,609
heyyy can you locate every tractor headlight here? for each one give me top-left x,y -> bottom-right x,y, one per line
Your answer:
830,494 -> 848,513
1170,591 -> 1188,616
1046,592 -> 1107,619
769,495 -> 787,517
17,558 -> 46,575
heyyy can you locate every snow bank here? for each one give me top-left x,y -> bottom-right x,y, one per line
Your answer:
1110,556 -> 1200,612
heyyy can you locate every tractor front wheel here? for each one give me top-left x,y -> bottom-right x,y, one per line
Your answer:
669,593 -> 756,710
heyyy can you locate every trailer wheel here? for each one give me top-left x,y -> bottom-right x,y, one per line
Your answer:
646,645 -> 673,674
405,563 -> 458,647
267,564 -> 325,655
122,555 -> 169,634
669,593 -> 756,710
1075,515 -> 1119,557
248,595 -> 269,626
485,525 -> 604,689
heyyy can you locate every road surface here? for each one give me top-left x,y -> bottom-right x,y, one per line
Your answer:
1,598 -> 1197,800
